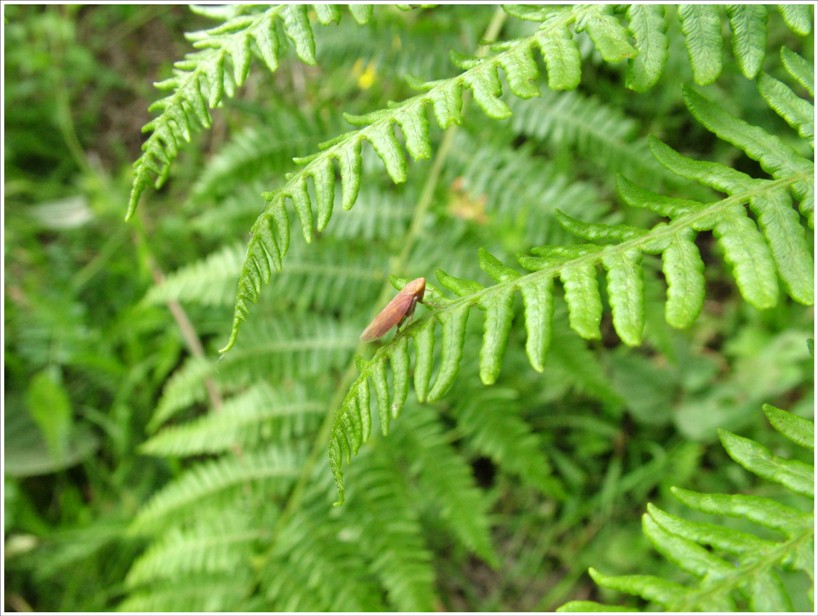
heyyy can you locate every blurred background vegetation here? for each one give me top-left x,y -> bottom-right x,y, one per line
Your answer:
4,5 -> 208,609
3,4 -> 813,611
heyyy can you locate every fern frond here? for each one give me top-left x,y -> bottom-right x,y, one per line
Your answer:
559,406 -> 814,612
324,180 -> 415,240
119,573 -> 252,612
328,88 -> 813,503
145,240 -> 387,315
126,4 -> 369,220
220,5 -> 813,352
344,446 -> 438,611
188,109 -> 337,206
217,315 -> 360,387
125,510 -> 261,587
391,405 -> 498,565
452,388 -> 559,495
144,242 -> 246,308
507,91 -> 686,194
141,383 -> 324,457
643,138 -> 808,308
148,355 -> 214,432
261,492 -> 387,611
681,85 -> 814,227
130,445 -> 304,532
446,130 -> 608,247
219,4 -> 640,353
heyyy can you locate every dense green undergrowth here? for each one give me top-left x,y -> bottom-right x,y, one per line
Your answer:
4,4 -> 813,611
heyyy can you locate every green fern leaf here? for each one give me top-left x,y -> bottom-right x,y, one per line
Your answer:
558,258 -> 604,341
535,25 -> 581,91
557,600 -> 635,612
758,72 -> 814,142
575,7 -> 637,63
148,356 -> 214,432
725,5 -> 767,79
131,446 -> 304,532
568,406 -> 814,611
347,4 -> 374,24
678,4 -> 723,85
649,126 -> 813,305
762,403 -> 814,449
497,43 -> 541,99
262,493 -> 386,610
428,303 -> 470,400
589,568 -> 690,608
126,5 -> 368,221
672,487 -> 813,534
329,84 -> 812,500
777,4 -> 814,36
312,4 -> 342,25
602,249 -> 645,347
520,275 -> 554,372
395,406 -> 498,565
659,230 -> 706,329
718,428 -> 813,497
464,62 -> 513,119
141,384 -> 324,457
648,138 -> 794,309
144,243 -> 245,307
221,6 -> 675,352
345,447 -> 438,611
625,4 -> 668,92
413,323 -> 435,403
330,164 -> 810,503
479,286 -> 515,385
121,574 -> 251,612
126,511 -> 261,587
453,388 -> 558,495
780,47 -> 814,97
682,87 -> 813,222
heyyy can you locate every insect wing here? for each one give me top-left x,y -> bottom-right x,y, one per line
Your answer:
360,278 -> 426,342
360,290 -> 416,341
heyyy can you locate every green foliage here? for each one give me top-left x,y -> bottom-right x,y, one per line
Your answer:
6,4 -> 814,613
559,405 -> 814,612
127,3 -> 813,608
209,3 -> 813,353
328,76 -> 814,504
126,4 -> 373,220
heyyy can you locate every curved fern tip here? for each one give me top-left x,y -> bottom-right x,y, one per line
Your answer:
218,331 -> 238,355
125,193 -> 139,222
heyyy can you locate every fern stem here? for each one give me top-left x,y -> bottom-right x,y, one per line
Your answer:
131,212 -> 224,410
259,4 -> 510,567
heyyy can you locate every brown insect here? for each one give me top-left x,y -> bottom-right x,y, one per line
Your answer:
360,277 -> 426,342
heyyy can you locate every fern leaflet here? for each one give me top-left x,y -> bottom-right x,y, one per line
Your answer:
126,4 -> 370,220
558,404 -> 814,612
